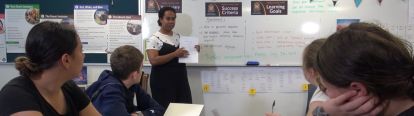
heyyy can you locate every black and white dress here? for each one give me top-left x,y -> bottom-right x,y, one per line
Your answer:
146,31 -> 192,108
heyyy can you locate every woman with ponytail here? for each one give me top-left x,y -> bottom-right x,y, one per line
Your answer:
313,22 -> 414,116
0,21 -> 100,116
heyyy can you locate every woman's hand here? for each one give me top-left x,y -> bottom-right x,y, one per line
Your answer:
194,45 -> 200,52
174,48 -> 189,58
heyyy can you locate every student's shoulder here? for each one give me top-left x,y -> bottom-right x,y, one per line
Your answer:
0,76 -> 40,114
98,81 -> 125,94
1,76 -> 36,95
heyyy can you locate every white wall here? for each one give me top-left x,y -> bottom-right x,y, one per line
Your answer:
0,64 -> 19,87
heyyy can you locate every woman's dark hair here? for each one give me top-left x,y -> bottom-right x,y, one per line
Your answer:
303,38 -> 326,69
315,23 -> 414,102
15,21 -> 79,77
157,7 -> 176,26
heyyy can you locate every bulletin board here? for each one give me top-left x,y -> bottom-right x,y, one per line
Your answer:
0,0 -> 139,63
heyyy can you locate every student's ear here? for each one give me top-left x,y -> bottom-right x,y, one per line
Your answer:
309,68 -> 319,79
349,82 -> 368,97
127,71 -> 136,80
304,68 -> 317,85
127,71 -> 140,80
60,54 -> 71,69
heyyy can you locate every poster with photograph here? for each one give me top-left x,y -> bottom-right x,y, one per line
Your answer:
337,19 -> 360,30
0,14 -> 6,62
107,15 -> 142,52
145,0 -> 182,13
73,66 -> 87,85
205,2 -> 242,17
251,1 -> 288,15
5,4 -> 40,53
40,14 -> 74,27
74,5 -> 109,53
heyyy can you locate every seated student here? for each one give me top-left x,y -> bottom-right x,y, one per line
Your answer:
303,38 -> 380,116
313,23 -> 414,115
302,39 -> 329,116
0,21 -> 101,115
86,45 -> 164,116
266,39 -> 382,116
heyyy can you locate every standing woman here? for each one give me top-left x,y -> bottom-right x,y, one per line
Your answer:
146,7 -> 197,108
0,21 -> 100,116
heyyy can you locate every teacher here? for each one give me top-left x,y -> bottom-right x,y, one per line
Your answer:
146,7 -> 197,108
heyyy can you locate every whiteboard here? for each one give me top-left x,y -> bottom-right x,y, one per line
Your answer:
199,67 -> 308,116
142,0 -> 411,66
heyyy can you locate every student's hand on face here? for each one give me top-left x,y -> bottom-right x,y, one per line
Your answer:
265,112 -> 281,116
322,91 -> 384,116
174,48 -> 189,58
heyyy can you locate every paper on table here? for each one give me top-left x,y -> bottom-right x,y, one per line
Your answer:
164,103 -> 204,116
179,36 -> 198,63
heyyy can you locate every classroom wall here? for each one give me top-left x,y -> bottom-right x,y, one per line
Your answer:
0,65 -> 308,116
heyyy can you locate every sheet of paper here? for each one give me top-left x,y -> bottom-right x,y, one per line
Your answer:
74,5 -> 109,53
5,4 -> 40,53
164,103 -> 204,116
179,36 -> 198,63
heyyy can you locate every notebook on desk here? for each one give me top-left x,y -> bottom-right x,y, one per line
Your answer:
164,103 -> 204,116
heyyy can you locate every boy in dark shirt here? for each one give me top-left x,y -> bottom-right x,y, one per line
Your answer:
86,45 -> 164,116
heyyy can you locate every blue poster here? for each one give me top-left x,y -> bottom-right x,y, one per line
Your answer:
73,66 -> 87,85
337,19 -> 360,31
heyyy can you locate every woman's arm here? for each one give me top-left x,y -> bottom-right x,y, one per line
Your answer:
146,48 -> 188,66
80,103 -> 101,116
11,111 -> 43,116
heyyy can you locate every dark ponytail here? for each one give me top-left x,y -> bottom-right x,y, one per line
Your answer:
15,57 -> 39,77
